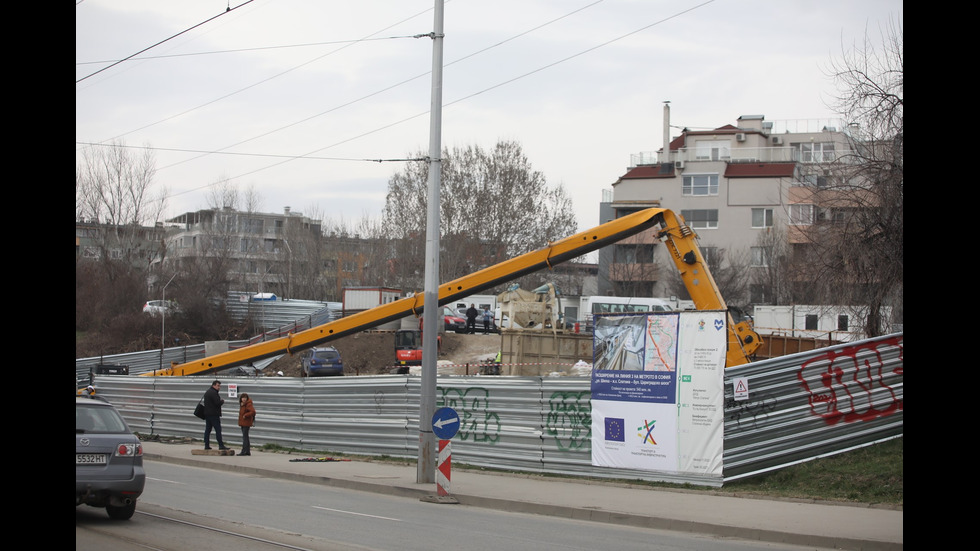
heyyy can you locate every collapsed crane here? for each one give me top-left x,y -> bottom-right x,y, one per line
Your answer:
143,208 -> 761,376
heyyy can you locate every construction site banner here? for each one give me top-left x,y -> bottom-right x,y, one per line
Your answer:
590,311 -> 727,475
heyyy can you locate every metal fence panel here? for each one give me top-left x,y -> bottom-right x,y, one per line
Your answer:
437,376 -> 546,471
88,333 -> 903,486
722,333 -> 904,481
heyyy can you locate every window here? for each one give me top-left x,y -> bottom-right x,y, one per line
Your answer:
802,174 -> 829,187
751,246 -> 772,267
805,314 -> 818,330
752,208 -> 774,228
681,209 -> 718,229
682,174 -> 719,196
837,315 -> 849,332
614,244 -> 654,263
789,204 -> 814,225
749,284 -> 770,304
796,142 -> 836,163
245,218 -> 264,233
700,246 -> 721,269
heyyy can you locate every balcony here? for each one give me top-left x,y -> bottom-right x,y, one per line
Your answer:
631,147 -> 800,168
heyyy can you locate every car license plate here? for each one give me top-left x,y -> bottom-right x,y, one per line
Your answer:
76,453 -> 107,465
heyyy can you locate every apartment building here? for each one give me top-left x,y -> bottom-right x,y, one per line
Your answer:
161,206 -> 329,298
598,108 -> 855,307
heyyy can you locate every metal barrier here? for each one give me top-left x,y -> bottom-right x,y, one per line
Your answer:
86,333 -> 903,486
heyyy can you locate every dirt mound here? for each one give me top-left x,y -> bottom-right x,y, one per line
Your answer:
266,330 -> 501,377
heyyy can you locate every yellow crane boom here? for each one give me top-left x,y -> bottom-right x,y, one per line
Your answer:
144,208 -> 759,376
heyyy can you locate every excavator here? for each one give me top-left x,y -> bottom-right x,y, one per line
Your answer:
143,208 -> 761,377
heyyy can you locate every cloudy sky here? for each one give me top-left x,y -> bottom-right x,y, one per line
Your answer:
76,0 -> 902,232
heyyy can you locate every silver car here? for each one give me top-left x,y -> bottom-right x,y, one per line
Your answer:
76,396 -> 145,520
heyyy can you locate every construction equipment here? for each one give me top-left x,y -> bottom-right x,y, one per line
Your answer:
143,208 -> 760,376
393,327 -> 441,374
497,282 -> 563,332
654,210 -> 762,366
393,329 -> 421,374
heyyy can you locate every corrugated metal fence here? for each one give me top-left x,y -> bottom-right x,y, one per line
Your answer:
76,297 -> 341,387
82,333 -> 903,486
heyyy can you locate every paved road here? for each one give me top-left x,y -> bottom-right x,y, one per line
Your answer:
140,441 -> 902,551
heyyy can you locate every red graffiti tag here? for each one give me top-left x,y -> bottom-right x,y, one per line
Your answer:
797,336 -> 903,426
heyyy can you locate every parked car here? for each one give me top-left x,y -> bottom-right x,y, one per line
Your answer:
142,300 -> 177,316
301,347 -> 344,377
443,307 -> 467,333
76,396 -> 145,520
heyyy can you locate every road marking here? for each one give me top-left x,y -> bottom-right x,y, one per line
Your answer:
147,477 -> 184,485
312,506 -> 402,521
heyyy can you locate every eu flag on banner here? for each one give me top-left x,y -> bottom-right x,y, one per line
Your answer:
605,417 -> 625,442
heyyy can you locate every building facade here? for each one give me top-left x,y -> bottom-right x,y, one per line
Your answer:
160,206 -> 330,298
599,109 -> 856,308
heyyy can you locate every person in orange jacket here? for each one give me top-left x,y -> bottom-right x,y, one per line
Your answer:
237,393 -> 256,456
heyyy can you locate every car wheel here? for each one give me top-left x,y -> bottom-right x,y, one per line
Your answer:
106,501 -> 136,520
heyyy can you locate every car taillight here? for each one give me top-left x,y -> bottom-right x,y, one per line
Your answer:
116,443 -> 143,457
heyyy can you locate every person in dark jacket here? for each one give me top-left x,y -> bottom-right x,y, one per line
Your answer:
465,304 -> 479,334
238,393 -> 256,456
203,380 -> 229,450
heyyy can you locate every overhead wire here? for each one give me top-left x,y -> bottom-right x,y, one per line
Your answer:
76,0 -> 257,83
151,0 -> 606,176
79,0 -> 715,207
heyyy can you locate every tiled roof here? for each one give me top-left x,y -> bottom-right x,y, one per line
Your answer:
618,165 -> 677,180
725,163 -> 796,178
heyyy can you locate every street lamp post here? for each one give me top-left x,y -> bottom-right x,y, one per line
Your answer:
159,272 -> 177,371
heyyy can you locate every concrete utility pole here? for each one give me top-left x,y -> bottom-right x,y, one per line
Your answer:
418,0 -> 445,484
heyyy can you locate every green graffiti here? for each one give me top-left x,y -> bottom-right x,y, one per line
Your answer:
438,387 -> 501,444
545,391 -> 591,451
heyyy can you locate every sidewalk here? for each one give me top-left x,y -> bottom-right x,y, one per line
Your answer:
141,441 -> 902,551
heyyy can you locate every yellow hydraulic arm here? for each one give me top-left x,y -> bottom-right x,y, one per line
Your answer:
654,209 -> 762,366
144,207 -> 758,376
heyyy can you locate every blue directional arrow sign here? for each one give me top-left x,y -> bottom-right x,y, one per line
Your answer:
431,407 -> 460,440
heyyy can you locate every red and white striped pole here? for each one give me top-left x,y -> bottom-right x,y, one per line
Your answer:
436,439 -> 452,496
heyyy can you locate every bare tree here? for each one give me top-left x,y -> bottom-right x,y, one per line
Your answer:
383,140 -> 577,291
790,16 -> 903,336
660,244 -> 751,308
750,223 -> 790,305
606,242 -> 660,297
76,140 -> 167,269
77,140 -> 165,227
76,141 -> 167,334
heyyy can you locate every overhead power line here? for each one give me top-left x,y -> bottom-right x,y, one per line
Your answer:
76,0 -> 257,83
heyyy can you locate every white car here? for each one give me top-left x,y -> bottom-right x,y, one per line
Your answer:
142,300 -> 177,315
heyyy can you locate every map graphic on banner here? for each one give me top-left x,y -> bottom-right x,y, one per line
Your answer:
591,311 -> 727,477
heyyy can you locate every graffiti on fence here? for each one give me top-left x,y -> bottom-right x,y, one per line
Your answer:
438,387 -> 500,443
545,391 -> 591,451
374,391 -> 385,415
798,335 -> 903,426
725,394 -> 778,430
